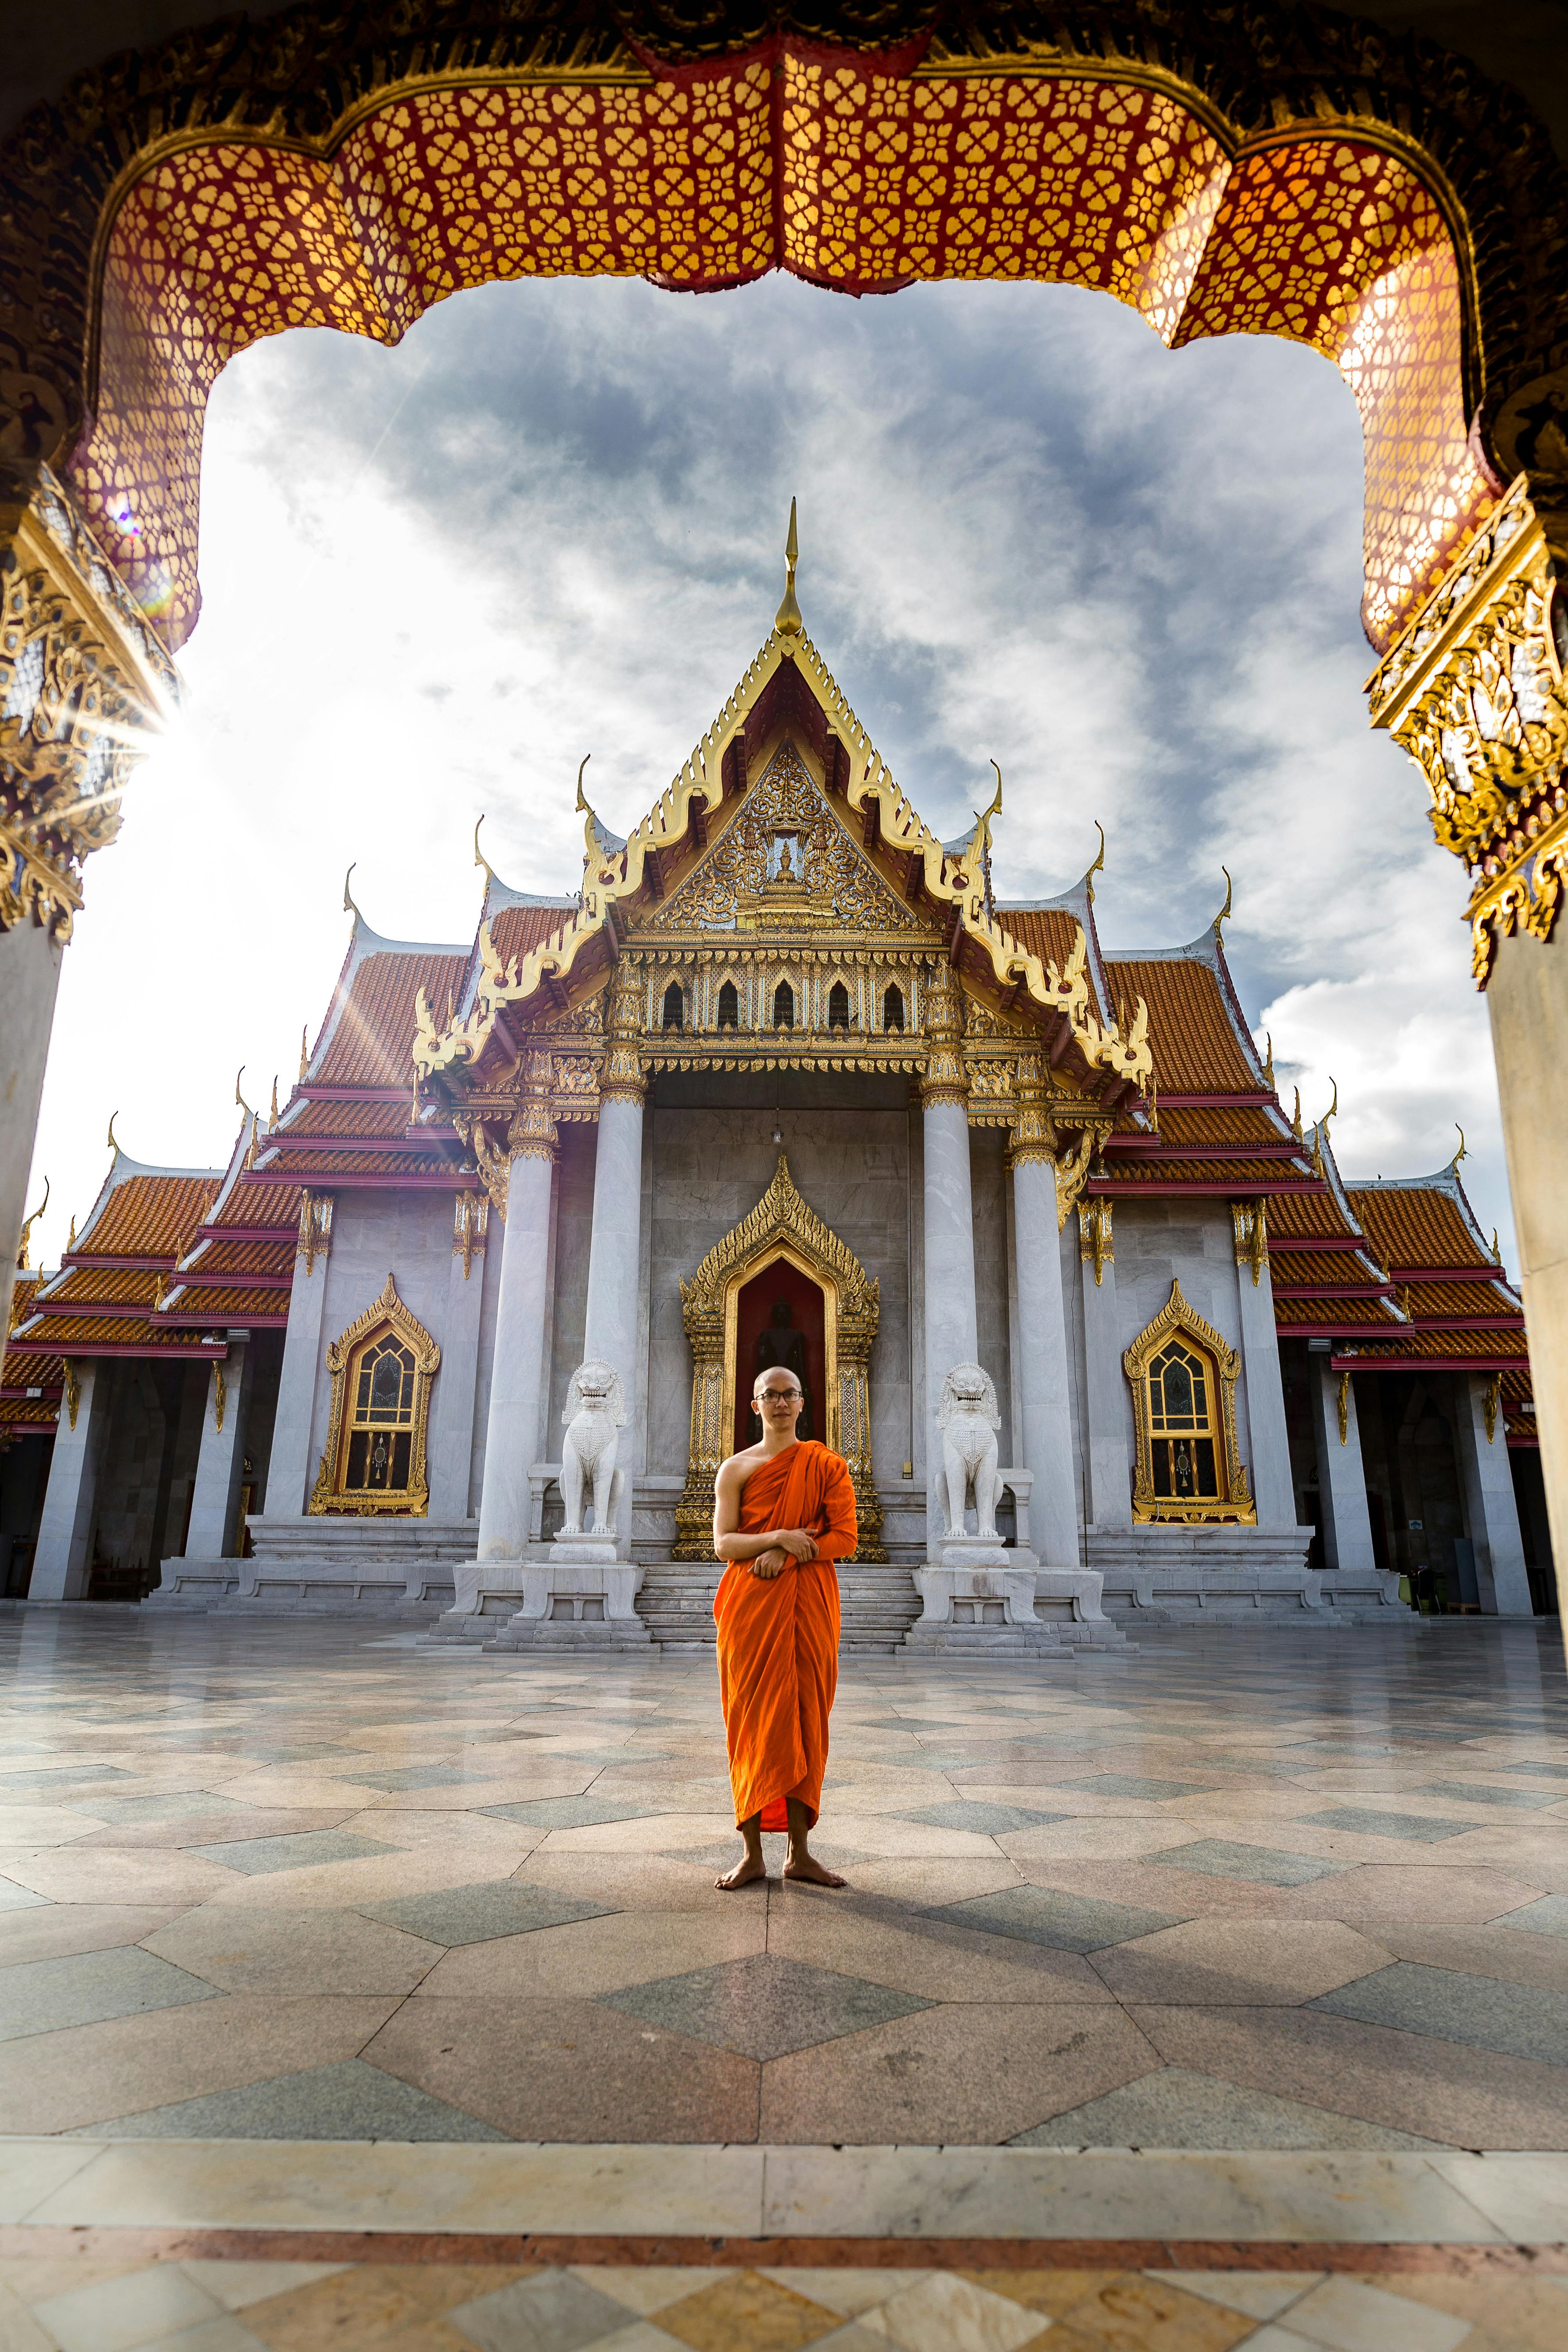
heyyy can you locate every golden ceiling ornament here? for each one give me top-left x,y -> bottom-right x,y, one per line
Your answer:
674,1151 -> 883,1563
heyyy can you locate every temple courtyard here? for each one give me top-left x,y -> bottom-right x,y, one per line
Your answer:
0,1611 -> 1564,2347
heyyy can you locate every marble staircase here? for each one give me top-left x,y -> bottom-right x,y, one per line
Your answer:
633,1561 -> 926,1655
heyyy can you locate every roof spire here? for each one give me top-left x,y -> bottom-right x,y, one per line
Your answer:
575,754 -> 592,812
16,1176 -> 47,1270
234,1066 -> 253,1122
299,1025 -> 310,1081
774,497 -> 803,637
1086,820 -> 1106,904
474,814 -> 497,889
1452,1121 -> 1468,1167
1262,1031 -> 1275,1091
1215,864 -> 1233,937
343,862 -> 361,921
106,1110 -> 121,1159
269,1074 -> 280,1129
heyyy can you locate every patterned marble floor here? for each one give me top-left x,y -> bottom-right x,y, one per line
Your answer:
4,2248 -> 1566,2352
0,1609 -> 1564,2151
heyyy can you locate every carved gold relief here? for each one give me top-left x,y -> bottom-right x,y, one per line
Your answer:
0,464 -> 176,943
1079,1197 -> 1113,1285
1367,472 -> 1568,985
1231,1200 -> 1269,1287
452,1191 -> 488,1279
295,1190 -> 333,1276
673,1153 -> 884,1563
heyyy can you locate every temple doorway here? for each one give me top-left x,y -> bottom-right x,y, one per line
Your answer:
733,1260 -> 827,1456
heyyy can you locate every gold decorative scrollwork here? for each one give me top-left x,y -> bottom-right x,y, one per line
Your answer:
296,1190 -> 333,1275
452,1191 -> 488,1279
673,1152 -> 884,1562
1079,1197 -> 1113,1285
920,966 -> 968,1109
1123,1280 -> 1255,1526
600,964 -> 647,1105
1231,1199 -> 1269,1287
1368,473 -> 1568,986
309,1274 -> 440,1518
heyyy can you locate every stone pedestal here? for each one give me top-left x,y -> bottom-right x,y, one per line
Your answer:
491,1528 -> 650,1651
908,1536 -> 1068,1656
1032,1566 -> 1130,1649
474,1147 -> 554,1564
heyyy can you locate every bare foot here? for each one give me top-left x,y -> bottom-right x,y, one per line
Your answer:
714,1854 -> 768,1890
783,1851 -> 847,1887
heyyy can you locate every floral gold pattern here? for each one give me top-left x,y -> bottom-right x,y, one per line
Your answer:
309,1272 -> 440,1518
1124,1278 -> 1255,1526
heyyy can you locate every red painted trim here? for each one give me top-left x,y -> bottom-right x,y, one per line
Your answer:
1120,1143 -> 1307,1161
161,1315 -> 288,1330
1270,1236 -> 1370,1253
1388,1266 -> 1513,1285
244,1171 -> 483,1191
1088,1180 -> 1329,1198
0,1387 -> 61,1400
3,1339 -> 227,1360
172,1270 -> 294,1291
267,1135 -> 447,1155
1272,1284 -> 1395,1301
59,1255 -> 169,1272
1330,1353 -> 1525,1373
31,1300 -> 153,1320
1506,1434 -> 1539,1448
292,1086 -> 414,1103
197,1224 -> 301,1243
1277,1321 -> 1402,1338
1149,1092 -> 1278,1109
1403,1315 -> 1525,1331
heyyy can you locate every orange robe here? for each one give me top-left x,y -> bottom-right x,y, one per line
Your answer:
714,1439 -> 858,1832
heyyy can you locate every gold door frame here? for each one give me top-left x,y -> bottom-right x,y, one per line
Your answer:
721,1240 -> 838,1461
673,1152 -> 884,1561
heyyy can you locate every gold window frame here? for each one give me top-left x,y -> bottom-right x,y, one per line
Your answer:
309,1273 -> 441,1517
1123,1280 -> 1255,1526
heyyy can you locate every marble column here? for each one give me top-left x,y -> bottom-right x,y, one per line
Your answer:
578,970 -> 647,1557
29,1361 -> 111,1600
1487,928 -> 1568,1631
921,970 -> 979,1541
1309,1355 -> 1376,1571
1077,1198 -> 1132,1533
1010,1153 -> 1079,1567
428,1193 -> 489,1523
475,1115 -> 556,1566
1453,1372 -> 1533,1614
1232,1205 -> 1298,1526
0,925 -> 63,1350
260,1192 -> 335,1520
180,1342 -> 254,1560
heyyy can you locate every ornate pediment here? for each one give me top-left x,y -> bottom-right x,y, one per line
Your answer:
643,742 -> 928,941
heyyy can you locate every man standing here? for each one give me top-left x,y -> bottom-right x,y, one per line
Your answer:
711,1365 -> 857,1889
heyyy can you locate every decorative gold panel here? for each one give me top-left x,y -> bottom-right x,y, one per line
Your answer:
309,1274 -> 440,1518
1123,1280 -> 1255,1526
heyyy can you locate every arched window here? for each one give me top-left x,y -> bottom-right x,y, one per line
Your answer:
828,980 -> 850,1031
883,983 -> 905,1032
310,1275 -> 441,1519
661,982 -> 684,1031
773,980 -> 795,1029
717,979 -> 739,1030
1123,1281 -> 1254,1525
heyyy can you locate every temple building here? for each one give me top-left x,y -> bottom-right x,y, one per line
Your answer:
1,569 -> 1554,1640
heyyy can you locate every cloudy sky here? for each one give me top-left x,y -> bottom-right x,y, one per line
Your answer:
25,270 -> 1509,1266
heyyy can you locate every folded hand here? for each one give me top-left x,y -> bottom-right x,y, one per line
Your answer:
750,1548 -> 788,1579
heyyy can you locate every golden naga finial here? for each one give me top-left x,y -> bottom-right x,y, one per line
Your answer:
774,497 -> 803,637
1452,1122 -> 1468,1166
16,1176 -> 47,1270
980,759 -> 1003,825
67,1214 -> 77,1254
343,862 -> 361,921
1086,820 -> 1106,903
1491,1226 -> 1502,1263
1290,1086 -> 1304,1144
234,1066 -> 253,1121
299,1024 -> 309,1081
269,1074 -> 280,1129
474,813 -> 497,887
1262,1031 -> 1276,1090
106,1110 -> 121,1158
1216,865 -> 1233,936
575,754 -> 592,813
1324,1074 -> 1338,1127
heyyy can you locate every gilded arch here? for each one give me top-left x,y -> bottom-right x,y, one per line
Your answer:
3,4 -> 1565,658
672,1153 -> 885,1561
1123,1279 -> 1256,1527
309,1273 -> 441,1518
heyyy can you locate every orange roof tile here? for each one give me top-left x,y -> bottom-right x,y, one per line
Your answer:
316,953 -> 466,1087
1347,1186 -> 1493,1273
1105,958 -> 1258,1094
219,1182 -> 305,1230
6,1315 -> 221,1352
1267,1192 -> 1365,1242
1269,1249 -> 1386,1287
41,1268 -> 158,1307
491,904 -> 576,969
162,1287 -> 288,1321
84,1174 -> 220,1260
1152,1106 -> 1285,1147
285,1100 -> 413,1137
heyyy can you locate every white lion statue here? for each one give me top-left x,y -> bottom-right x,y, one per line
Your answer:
937,1362 -> 1002,1540
559,1359 -> 627,1538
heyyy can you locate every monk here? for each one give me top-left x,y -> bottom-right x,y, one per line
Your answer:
711,1365 -> 857,1889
